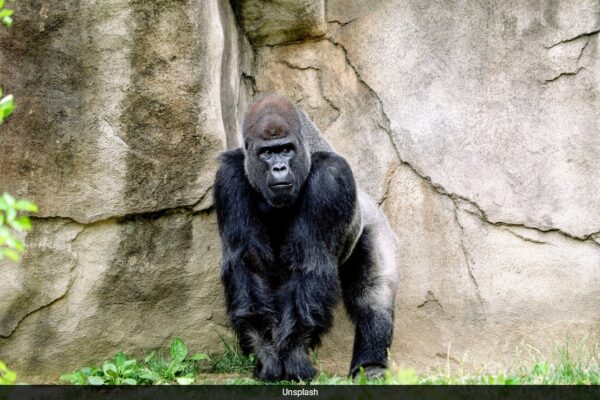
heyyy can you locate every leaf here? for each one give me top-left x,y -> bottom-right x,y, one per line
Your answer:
0,1 -> 5,9
14,200 -> 38,212
1,248 -> 20,262
175,376 -> 195,385
9,216 -> 32,231
170,337 -> 188,364
87,376 -> 105,385
189,353 -> 210,362
0,94 -> 14,119
12,238 -> 25,251
167,361 -> 184,375
1,15 -> 11,27
114,352 -> 126,368
122,378 -> 137,385
102,362 -> 118,377
2,193 -> 15,207
5,207 -> 15,223
143,351 -> 156,363
4,235 -> 22,250
0,369 -> 17,385
138,368 -> 160,382
0,8 -> 14,18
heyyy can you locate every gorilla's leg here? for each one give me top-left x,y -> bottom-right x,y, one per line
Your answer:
274,270 -> 340,381
221,258 -> 283,381
340,226 -> 396,378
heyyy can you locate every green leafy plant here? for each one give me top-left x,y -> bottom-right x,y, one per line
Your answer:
0,0 -> 20,386
0,87 -> 14,124
0,360 -> 16,385
207,335 -> 254,374
0,192 -> 38,262
60,338 -> 210,385
0,0 -> 14,27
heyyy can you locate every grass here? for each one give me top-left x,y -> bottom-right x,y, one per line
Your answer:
57,336 -> 600,385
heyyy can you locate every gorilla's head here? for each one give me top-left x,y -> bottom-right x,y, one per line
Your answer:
242,94 -> 311,208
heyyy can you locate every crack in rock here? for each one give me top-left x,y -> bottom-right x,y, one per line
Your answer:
31,186 -> 215,227
1,227 -> 82,338
577,38 -> 591,63
327,18 -> 357,27
544,66 -> 585,84
278,59 -> 320,72
545,28 -> 600,49
378,163 -> 400,206
278,59 -> 341,124
319,37 -> 600,245
452,200 -> 485,306
241,72 -> 257,96
502,227 -> 547,245
417,290 -> 445,314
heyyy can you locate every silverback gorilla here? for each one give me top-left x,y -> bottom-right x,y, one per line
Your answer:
214,94 -> 398,381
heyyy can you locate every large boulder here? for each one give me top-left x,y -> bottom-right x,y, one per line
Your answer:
257,0 -> 600,373
0,0 -> 251,382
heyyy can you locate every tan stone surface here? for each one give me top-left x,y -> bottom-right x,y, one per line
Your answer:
0,0 -> 599,382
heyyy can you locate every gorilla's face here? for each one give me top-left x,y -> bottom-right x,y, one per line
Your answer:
244,115 -> 310,208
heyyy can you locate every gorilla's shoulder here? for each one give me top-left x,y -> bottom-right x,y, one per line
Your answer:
215,148 -> 249,195
307,151 -> 356,198
310,152 -> 354,180
218,148 -> 245,167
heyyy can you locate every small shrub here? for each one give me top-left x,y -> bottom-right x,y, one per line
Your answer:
60,338 -> 210,385
0,193 -> 38,262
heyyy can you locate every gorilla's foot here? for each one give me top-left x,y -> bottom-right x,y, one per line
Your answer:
254,358 -> 284,382
282,348 -> 317,381
350,364 -> 387,380
362,365 -> 386,379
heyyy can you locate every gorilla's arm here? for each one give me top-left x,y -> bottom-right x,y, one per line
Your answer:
214,150 -> 279,350
274,152 -> 360,377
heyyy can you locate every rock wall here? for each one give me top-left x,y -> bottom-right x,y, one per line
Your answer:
1,0 -> 599,382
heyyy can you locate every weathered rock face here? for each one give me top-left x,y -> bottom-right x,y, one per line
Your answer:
0,0 -> 251,382
232,0 -> 326,46
1,0 -> 599,382
0,0 -> 253,223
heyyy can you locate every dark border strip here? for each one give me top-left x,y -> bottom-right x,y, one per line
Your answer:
1,385 -> 600,400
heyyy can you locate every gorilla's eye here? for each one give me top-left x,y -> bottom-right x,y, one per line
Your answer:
259,149 -> 273,160
281,146 -> 294,156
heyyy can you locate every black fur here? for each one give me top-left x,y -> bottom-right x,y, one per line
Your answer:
214,95 -> 396,381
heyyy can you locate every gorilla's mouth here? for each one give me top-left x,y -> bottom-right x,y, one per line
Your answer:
270,182 -> 293,189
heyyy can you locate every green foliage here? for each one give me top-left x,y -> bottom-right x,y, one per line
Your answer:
0,1 -> 19,386
206,335 -> 255,374
0,360 -> 17,385
60,338 -> 210,385
0,0 -> 14,27
198,339 -> 600,385
0,88 -> 14,124
0,192 -> 38,262
58,336 -> 599,385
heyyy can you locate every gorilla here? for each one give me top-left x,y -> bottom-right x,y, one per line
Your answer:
214,93 -> 398,381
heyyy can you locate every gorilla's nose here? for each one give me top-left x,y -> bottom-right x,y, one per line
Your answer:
269,163 -> 293,187
272,163 -> 287,173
